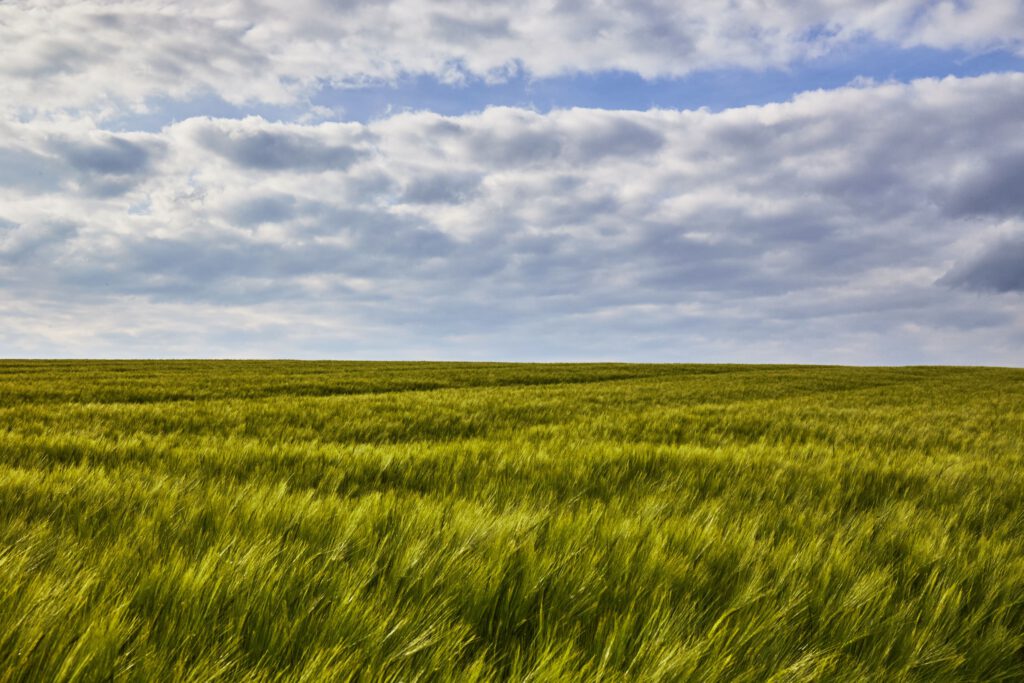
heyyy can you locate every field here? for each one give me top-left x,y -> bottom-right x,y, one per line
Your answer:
1,361 -> 1022,681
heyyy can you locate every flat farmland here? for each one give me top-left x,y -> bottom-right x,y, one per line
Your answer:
1,362 -> 1022,681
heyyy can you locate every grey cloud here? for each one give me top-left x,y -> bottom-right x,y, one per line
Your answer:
7,40 -> 89,78
317,208 -> 455,260
0,147 -> 62,193
51,204 -> 456,305
44,134 -> 164,196
340,170 -> 400,202
1,136 -> 160,198
945,151 -> 1024,217
63,237 -> 347,304
908,305 -> 1011,331
401,172 -> 481,204
466,126 -> 562,166
460,114 -> 565,166
426,119 -> 465,138
52,136 -> 153,175
317,0 -> 391,10
536,195 -> 619,227
65,239 -> 339,305
429,14 -> 514,44
568,118 -> 666,162
941,235 -> 1024,293
128,237 -> 340,282
225,195 -> 299,226
0,219 -> 78,264
80,178 -> 141,198
632,238 -> 770,296
195,127 -> 366,172
620,3 -> 697,60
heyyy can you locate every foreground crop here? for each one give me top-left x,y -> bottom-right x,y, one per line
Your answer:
1,362 -> 1022,681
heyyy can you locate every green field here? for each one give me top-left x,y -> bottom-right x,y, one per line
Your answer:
1,361 -> 1022,681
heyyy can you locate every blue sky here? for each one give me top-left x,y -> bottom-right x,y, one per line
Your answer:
1,1 -> 1023,363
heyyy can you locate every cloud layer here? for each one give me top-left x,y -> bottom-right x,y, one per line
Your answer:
1,73 -> 1022,362
3,1 -> 1024,113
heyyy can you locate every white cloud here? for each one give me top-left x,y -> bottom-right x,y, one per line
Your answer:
2,1 -> 1023,114
1,73 -> 1023,361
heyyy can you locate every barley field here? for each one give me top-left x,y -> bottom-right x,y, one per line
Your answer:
1,361 -> 1022,681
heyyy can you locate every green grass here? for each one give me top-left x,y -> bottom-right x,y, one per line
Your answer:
1,361 -> 1023,681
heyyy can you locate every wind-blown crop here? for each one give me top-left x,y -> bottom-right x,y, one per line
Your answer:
1,362 -> 1022,681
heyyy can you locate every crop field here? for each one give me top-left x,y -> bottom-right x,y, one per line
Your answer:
0,361 -> 1023,681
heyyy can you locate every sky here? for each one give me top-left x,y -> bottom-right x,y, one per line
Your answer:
1,1 -> 1023,364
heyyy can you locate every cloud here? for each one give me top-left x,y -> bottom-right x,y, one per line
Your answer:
0,146 -> 63,193
52,136 -> 152,175
190,119 -> 368,171
225,195 -> 299,226
429,13 -> 514,45
400,172 -> 482,205
945,151 -> 1024,217
2,1 -> 1023,113
47,133 -> 165,196
566,117 -> 666,162
941,233 -> 1024,293
1,73 -> 1024,362
0,219 -> 78,265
